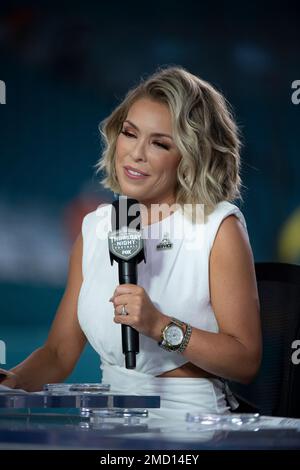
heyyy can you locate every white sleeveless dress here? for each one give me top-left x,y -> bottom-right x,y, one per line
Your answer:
77,200 -> 250,420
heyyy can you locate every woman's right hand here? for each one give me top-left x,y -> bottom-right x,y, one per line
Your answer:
0,369 -> 19,389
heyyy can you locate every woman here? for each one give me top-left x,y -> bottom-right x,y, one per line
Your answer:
0,66 -> 262,420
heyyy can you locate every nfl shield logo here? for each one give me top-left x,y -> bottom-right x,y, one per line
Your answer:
108,229 -> 143,261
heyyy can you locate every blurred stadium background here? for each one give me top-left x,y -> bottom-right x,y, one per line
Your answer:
0,1 -> 299,382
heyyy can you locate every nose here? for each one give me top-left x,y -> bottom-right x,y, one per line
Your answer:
130,137 -> 147,162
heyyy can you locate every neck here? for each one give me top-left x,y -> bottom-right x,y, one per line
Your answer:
138,196 -> 177,227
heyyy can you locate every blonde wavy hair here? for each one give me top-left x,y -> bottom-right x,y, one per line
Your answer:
94,65 -> 244,220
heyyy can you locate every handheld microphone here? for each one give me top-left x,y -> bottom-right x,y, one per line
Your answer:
108,196 -> 146,369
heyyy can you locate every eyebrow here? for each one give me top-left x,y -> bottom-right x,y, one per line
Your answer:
123,119 -> 173,140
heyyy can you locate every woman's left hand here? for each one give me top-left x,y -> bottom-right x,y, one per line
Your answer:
109,284 -> 168,339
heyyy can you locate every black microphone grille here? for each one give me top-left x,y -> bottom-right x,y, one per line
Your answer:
111,196 -> 142,231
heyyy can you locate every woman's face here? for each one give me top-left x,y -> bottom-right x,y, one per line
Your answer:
115,98 -> 182,207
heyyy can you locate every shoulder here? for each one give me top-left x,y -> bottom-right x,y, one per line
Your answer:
207,201 -> 247,228
205,201 -> 249,251
82,203 -> 111,225
209,202 -> 252,267
80,203 -> 112,277
82,203 -> 112,237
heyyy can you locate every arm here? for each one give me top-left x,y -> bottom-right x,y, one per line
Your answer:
0,231 -> 87,392
152,215 -> 262,384
179,215 -> 261,383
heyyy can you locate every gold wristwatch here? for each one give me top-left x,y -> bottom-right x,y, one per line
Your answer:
158,317 -> 192,353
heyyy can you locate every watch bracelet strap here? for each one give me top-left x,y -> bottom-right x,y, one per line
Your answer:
177,323 -> 192,353
170,317 -> 185,328
159,342 -> 180,352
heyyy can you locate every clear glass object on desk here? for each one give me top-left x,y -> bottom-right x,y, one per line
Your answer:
69,383 -> 110,393
43,383 -> 110,395
43,384 -> 72,394
69,383 -> 110,418
92,408 -> 148,419
186,412 -> 260,429
91,408 -> 148,427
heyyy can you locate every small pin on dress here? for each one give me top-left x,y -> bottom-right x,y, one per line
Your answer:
156,233 -> 173,250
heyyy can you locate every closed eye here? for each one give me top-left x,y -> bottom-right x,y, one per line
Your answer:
120,130 -> 170,150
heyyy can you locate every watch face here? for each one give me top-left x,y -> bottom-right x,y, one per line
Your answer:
165,324 -> 184,346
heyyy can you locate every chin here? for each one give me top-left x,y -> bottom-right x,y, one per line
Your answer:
118,184 -> 144,199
